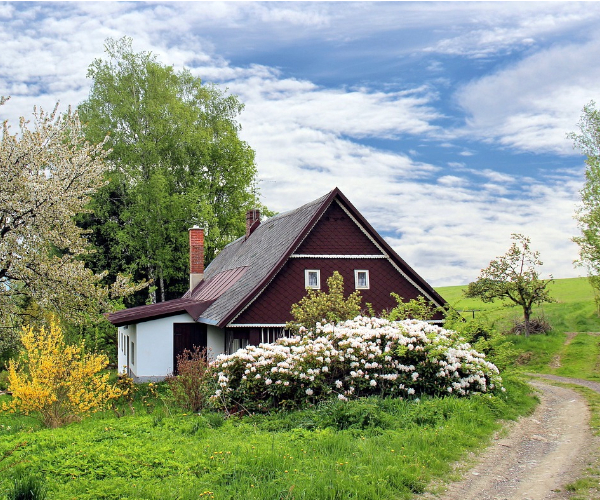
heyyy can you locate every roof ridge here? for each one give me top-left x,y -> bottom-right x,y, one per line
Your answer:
215,188 -> 338,327
262,190 -> 333,224
214,191 -> 333,254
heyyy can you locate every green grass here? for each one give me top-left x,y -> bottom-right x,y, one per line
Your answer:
553,334 -> 600,380
436,277 -> 600,334
3,276 -> 598,499
506,332 -> 567,372
0,380 -> 535,500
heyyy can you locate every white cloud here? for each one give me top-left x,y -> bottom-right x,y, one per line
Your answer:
455,36 -> 600,155
424,3 -> 600,58
0,1 -> 589,287
437,175 -> 464,187
226,76 -> 442,140
253,4 -> 331,27
0,3 -> 14,18
474,169 -> 516,184
379,170 -> 582,286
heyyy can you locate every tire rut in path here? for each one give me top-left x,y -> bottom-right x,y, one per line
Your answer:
422,380 -> 595,500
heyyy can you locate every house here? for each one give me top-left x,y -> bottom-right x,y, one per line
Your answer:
108,188 -> 446,381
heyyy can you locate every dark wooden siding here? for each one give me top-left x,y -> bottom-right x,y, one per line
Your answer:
173,323 -> 207,375
295,202 -> 381,255
233,258 -> 444,324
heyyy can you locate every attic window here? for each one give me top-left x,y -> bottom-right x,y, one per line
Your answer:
355,270 -> 370,289
305,269 -> 320,289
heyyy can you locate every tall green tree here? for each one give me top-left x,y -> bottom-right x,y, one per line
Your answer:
569,101 -> 600,305
78,37 -> 259,305
465,234 -> 554,337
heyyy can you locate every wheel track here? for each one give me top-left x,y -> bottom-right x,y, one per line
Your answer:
421,379 -> 598,500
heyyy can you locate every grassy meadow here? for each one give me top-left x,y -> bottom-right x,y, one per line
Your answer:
437,276 -> 600,334
0,381 -> 534,500
438,277 -> 600,377
1,276 -> 599,499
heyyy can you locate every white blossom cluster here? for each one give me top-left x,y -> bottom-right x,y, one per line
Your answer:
210,317 -> 503,411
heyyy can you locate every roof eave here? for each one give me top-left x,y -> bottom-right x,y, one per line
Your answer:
108,298 -> 199,327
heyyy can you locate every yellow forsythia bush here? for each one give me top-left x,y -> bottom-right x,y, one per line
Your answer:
3,318 -> 122,428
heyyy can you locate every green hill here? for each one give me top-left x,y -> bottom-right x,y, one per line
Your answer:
436,276 -> 600,334
437,277 -> 600,379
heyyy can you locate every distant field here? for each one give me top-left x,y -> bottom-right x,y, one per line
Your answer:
437,277 -> 600,379
435,277 -> 600,334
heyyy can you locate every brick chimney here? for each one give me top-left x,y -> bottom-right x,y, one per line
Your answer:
189,226 -> 204,290
245,209 -> 260,240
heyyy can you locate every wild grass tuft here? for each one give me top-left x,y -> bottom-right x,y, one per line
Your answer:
7,472 -> 46,500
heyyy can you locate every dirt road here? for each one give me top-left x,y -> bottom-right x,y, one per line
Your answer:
422,378 -> 598,500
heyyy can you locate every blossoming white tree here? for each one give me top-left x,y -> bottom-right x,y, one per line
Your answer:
0,97 -> 144,330
465,234 -> 553,336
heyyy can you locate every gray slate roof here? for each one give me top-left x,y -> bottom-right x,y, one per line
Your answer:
108,190 -> 332,328
192,190 -> 331,326
108,187 -> 447,328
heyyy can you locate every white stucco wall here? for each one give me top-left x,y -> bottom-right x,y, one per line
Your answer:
207,324 -> 225,361
134,313 -> 194,380
118,326 -> 125,374
119,316 -> 227,381
117,324 -> 136,375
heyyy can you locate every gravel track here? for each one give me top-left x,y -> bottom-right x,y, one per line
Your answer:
421,378 -> 599,500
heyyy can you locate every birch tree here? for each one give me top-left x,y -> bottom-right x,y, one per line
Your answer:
78,37 -> 259,305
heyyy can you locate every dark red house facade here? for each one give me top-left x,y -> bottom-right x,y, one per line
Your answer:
108,188 -> 446,380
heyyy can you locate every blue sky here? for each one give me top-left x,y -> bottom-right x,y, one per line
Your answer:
2,2 -> 599,286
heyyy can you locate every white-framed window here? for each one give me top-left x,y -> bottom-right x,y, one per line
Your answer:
260,327 -> 290,344
130,341 -> 135,365
355,270 -> 370,289
305,269 -> 321,289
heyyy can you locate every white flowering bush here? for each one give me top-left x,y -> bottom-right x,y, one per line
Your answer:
210,317 -> 503,412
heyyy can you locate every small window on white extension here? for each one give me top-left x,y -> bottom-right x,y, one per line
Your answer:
355,270 -> 370,289
305,269 -> 320,289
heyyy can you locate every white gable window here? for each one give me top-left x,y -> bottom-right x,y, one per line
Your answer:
355,270 -> 370,289
305,269 -> 320,289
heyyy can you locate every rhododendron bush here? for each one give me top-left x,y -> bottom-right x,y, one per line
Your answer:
211,317 -> 503,412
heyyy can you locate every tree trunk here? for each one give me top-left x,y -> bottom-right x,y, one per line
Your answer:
148,266 -> 156,304
159,270 -> 165,303
523,307 -> 531,337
